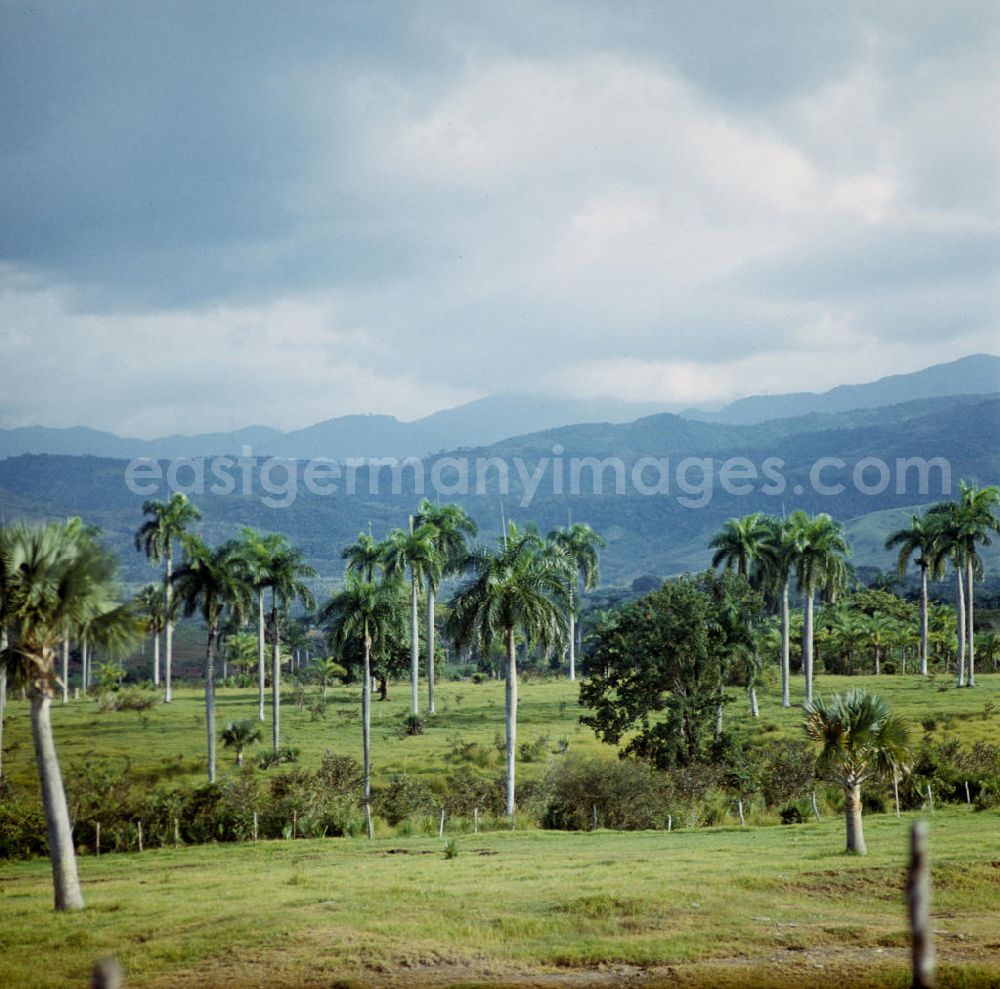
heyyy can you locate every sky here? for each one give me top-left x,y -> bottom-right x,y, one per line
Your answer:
1,1 -> 998,438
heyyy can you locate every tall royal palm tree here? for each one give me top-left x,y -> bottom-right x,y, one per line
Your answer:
322,575 -> 406,839
415,500 -> 477,712
710,512 -> 772,579
884,513 -> 941,676
930,483 -> 1000,687
1,520 -> 138,910
804,690 -> 910,855
258,538 -> 316,756
752,516 -> 796,707
787,511 -> 850,704
547,522 -> 605,682
172,537 -> 251,783
342,529 -> 386,583
384,524 -> 439,715
135,493 -> 202,703
448,522 -> 568,818
134,582 -> 173,687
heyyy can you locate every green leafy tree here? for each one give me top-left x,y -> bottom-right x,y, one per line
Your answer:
547,522 -> 605,682
581,572 -> 761,768
803,690 -> 910,855
172,537 -> 251,782
414,500 -> 477,711
220,719 -> 263,766
1,520 -> 138,910
135,493 -> 202,703
448,522 -> 568,817
322,575 -> 407,838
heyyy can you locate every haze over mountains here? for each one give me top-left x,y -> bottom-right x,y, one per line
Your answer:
1,355 -> 997,585
2,354 -> 997,462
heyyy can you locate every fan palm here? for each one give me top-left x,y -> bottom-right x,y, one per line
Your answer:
1,519 -> 139,910
787,511 -> 850,704
448,522 -> 569,817
135,493 -> 202,703
220,719 -> 262,766
547,522 -> 605,681
172,537 -> 251,782
384,524 -> 440,715
884,513 -> 942,676
414,500 -> 477,711
803,690 -> 910,855
321,575 -> 406,838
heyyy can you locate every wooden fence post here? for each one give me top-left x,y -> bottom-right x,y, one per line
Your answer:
95,822 -> 101,858
473,807 -> 478,834
252,811 -> 258,843
907,820 -> 935,989
137,821 -> 143,853
592,804 -> 598,831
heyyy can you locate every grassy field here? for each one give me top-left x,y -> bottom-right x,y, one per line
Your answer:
1,808 -> 998,988
3,672 -> 1000,795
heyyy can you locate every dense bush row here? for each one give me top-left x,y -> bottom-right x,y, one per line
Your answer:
2,735 -> 998,860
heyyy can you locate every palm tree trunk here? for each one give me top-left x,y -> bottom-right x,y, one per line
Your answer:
426,585 -> 436,715
803,590 -> 815,704
30,680 -> 84,909
61,635 -> 69,704
362,629 -> 373,840
955,565 -> 966,687
505,627 -> 518,819
568,604 -> 576,683
82,634 -> 89,693
164,547 -> 173,703
715,681 -> 725,737
206,627 -> 217,783
409,570 -> 419,715
0,630 -> 6,781
844,782 -> 867,855
874,646 -> 880,676
780,578 -> 791,707
966,557 -> 976,687
257,590 -> 266,721
749,684 -> 759,718
919,567 -> 929,676
271,607 -> 281,757
152,631 -> 160,687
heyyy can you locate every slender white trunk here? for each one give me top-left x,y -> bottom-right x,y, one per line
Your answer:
426,586 -> 436,715
749,684 -> 759,718
505,628 -> 517,819
567,607 -> 576,683
920,567 -> 929,676
715,682 -> 725,737
955,566 -> 966,687
152,632 -> 160,687
0,630 -> 6,781
257,591 -> 266,721
271,606 -> 281,757
82,635 -> 89,693
803,590 -> 815,704
362,631 -> 372,840
164,547 -> 173,703
61,636 -> 69,704
30,683 -> 84,909
966,557 -> 975,687
780,578 -> 791,707
844,782 -> 866,855
205,628 -> 217,783
409,570 -> 419,715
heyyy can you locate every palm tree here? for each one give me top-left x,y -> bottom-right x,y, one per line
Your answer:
448,522 -> 568,818
547,522 -> 605,682
172,537 -> 251,783
220,719 -> 262,766
1,519 -> 138,910
135,493 -> 202,703
415,500 -> 477,711
134,583 -> 172,686
258,538 -> 316,756
803,690 -> 910,855
321,575 -> 406,839
310,656 -> 346,698
710,512 -> 772,579
884,514 -> 941,676
384,524 -> 439,715
976,630 -> 1000,673
858,611 -> 899,676
930,483 -> 1000,687
236,529 -> 286,721
342,529 -> 386,583
752,516 -> 796,707
787,511 -> 850,704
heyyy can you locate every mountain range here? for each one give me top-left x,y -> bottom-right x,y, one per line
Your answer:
3,354 -> 997,462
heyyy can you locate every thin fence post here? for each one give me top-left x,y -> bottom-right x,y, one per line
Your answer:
137,820 -> 143,853
173,817 -> 180,848
96,822 -> 101,858
666,814 -> 672,833
811,791 -> 822,822
473,807 -> 478,834
894,774 -> 901,818
907,820 -> 935,989
252,811 -> 258,843
592,804 -> 598,831
292,809 -> 297,839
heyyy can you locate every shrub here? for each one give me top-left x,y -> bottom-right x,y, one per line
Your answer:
373,774 -> 437,826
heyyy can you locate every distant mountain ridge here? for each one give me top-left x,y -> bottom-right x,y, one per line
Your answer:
681,354 -> 1000,424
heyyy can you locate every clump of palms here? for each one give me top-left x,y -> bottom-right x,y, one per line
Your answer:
220,719 -> 263,766
803,689 -> 910,855
310,656 -> 346,697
